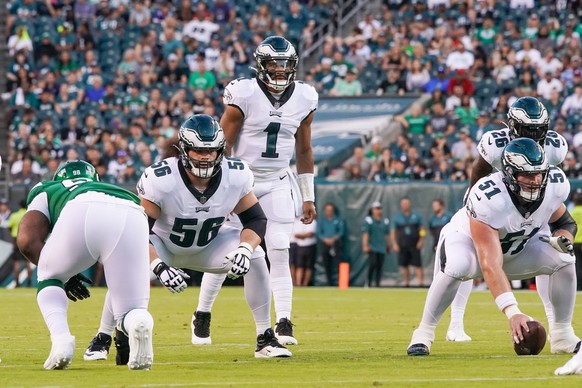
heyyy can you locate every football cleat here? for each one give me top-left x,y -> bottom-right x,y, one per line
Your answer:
127,313 -> 154,370
550,326 -> 581,354
275,318 -> 298,345
255,328 -> 292,358
407,343 -> 430,356
44,334 -> 75,370
555,352 -> 582,375
115,328 -> 130,366
83,332 -> 111,361
191,311 -> 212,345
445,326 -> 472,342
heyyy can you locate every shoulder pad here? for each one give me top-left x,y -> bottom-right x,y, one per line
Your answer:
224,78 -> 255,100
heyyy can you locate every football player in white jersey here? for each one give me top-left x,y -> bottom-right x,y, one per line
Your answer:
84,115 -> 291,360
445,97 -> 569,343
190,36 -> 319,346
17,160 -> 154,370
407,138 -> 579,357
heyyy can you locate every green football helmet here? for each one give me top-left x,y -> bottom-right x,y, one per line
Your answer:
178,114 -> 226,179
507,96 -> 549,144
501,138 -> 548,202
54,160 -> 100,181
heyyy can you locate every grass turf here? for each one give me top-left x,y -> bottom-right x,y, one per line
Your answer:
0,287 -> 581,387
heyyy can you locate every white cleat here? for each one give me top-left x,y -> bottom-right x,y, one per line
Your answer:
127,313 -> 154,370
550,327 -> 581,354
555,353 -> 582,375
44,334 -> 75,370
446,327 -> 472,342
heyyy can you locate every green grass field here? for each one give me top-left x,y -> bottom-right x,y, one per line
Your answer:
1,287 -> 581,387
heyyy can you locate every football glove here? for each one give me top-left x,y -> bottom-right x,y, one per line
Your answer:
539,235 -> 574,256
151,258 -> 190,293
64,273 -> 92,302
224,243 -> 252,279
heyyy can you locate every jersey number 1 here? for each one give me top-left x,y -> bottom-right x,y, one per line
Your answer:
261,123 -> 280,158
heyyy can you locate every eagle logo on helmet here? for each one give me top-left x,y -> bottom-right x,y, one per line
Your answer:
254,36 -> 298,92
178,114 -> 226,179
501,138 -> 549,202
507,96 -> 549,144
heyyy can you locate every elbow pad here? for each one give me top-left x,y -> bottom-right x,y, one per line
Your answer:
549,209 -> 578,237
238,202 -> 267,240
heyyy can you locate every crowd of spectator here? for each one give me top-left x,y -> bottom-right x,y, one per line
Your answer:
5,0 -> 582,188
322,0 -> 582,182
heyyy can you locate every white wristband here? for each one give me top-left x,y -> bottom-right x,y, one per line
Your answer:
238,242 -> 253,254
298,173 -> 315,202
150,258 -> 163,273
495,291 -> 519,316
503,304 -> 522,319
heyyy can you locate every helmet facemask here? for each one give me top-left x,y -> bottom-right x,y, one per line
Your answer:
502,143 -> 549,202
178,116 -> 226,179
178,143 -> 224,179
507,97 -> 549,145
256,56 -> 297,92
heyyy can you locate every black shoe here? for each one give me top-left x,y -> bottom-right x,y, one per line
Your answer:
275,318 -> 298,345
83,332 -> 112,361
255,328 -> 292,358
114,328 -> 130,365
407,343 -> 430,356
191,311 -> 211,345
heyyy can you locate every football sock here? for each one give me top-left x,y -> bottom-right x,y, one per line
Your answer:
122,309 -> 153,334
268,248 -> 293,322
37,286 -> 70,338
449,280 -> 472,327
535,274 -> 555,326
197,273 -> 226,312
97,290 -> 115,336
243,257 -> 271,335
549,265 -> 576,325
421,270 -> 462,326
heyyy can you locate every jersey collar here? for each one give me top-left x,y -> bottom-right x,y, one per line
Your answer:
256,79 -> 296,109
177,162 -> 222,204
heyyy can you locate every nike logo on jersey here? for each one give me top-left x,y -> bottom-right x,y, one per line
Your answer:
279,175 -> 287,180
487,138 -> 493,146
475,193 -> 482,201
144,171 -> 149,178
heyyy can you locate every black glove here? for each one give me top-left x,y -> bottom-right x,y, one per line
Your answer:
64,273 -> 93,302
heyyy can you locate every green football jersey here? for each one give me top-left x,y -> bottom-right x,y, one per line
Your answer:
26,178 -> 140,227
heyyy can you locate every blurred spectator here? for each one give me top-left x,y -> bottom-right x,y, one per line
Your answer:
406,59 -> 430,93
361,201 -> 390,288
428,198 -> 453,251
330,50 -> 353,78
248,4 -> 272,34
160,53 -> 188,86
423,66 -> 449,94
427,102 -> 455,135
554,117 -> 573,146
445,84 -> 477,113
8,25 -> 33,57
562,152 -> 582,178
515,38 -> 542,66
329,69 -> 362,96
447,69 -> 474,96
469,110 -> 495,141
560,84 -> 582,116
358,13 -> 382,42
129,0 -> 151,28
451,128 -> 478,161
317,203 -> 345,287
291,216 -> 318,287
342,146 -> 371,181
454,95 -> 480,126
573,122 -> 582,152
429,132 -> 451,159
284,1 -> 308,47
536,48 -> 563,77
6,200 -> 32,287
446,40 -> 474,71
391,197 -> 425,287
376,68 -> 406,95
183,8 -> 219,45
365,136 -> 383,162
11,157 -> 41,186
395,104 -> 429,134
189,58 -> 216,92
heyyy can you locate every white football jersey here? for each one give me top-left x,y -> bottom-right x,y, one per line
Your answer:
478,127 -> 568,170
136,157 -> 254,256
223,78 -> 318,178
449,166 -> 569,258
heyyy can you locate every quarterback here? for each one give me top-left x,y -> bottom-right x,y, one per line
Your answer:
85,115 -> 291,359
446,97 -> 569,342
17,160 -> 154,370
192,36 -> 318,346
408,138 -> 579,356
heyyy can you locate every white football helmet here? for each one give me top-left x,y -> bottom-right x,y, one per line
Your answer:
178,114 -> 226,179
501,138 -> 549,202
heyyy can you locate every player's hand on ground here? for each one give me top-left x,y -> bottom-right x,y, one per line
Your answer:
301,201 -> 316,224
151,258 -> 190,293
539,235 -> 574,256
509,313 -> 531,344
225,243 -> 252,279
64,273 -> 92,302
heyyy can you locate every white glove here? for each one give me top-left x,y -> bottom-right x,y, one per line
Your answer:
225,242 -> 252,279
539,235 -> 574,256
150,258 -> 190,293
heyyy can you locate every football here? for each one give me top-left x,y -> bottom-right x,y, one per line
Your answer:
513,320 -> 547,355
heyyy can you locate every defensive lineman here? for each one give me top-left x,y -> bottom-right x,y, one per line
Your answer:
17,161 -> 154,370
446,96 -> 569,342
192,36 -> 318,345
408,138 -> 579,356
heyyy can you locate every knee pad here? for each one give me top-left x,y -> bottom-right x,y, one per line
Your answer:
265,222 -> 293,250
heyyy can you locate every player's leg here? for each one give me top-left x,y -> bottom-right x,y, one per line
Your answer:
192,272 -> 226,345
399,247 -> 410,287
376,252 -> 385,287
257,179 -> 297,344
367,253 -> 375,287
408,231 -> 479,356
446,280 -> 473,342
534,275 -> 554,328
97,203 -> 153,370
36,203 -> 99,369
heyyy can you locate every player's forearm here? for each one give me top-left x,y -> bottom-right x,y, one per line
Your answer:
16,211 -> 49,265
469,156 -> 493,189
239,228 -> 261,251
295,148 -> 314,174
